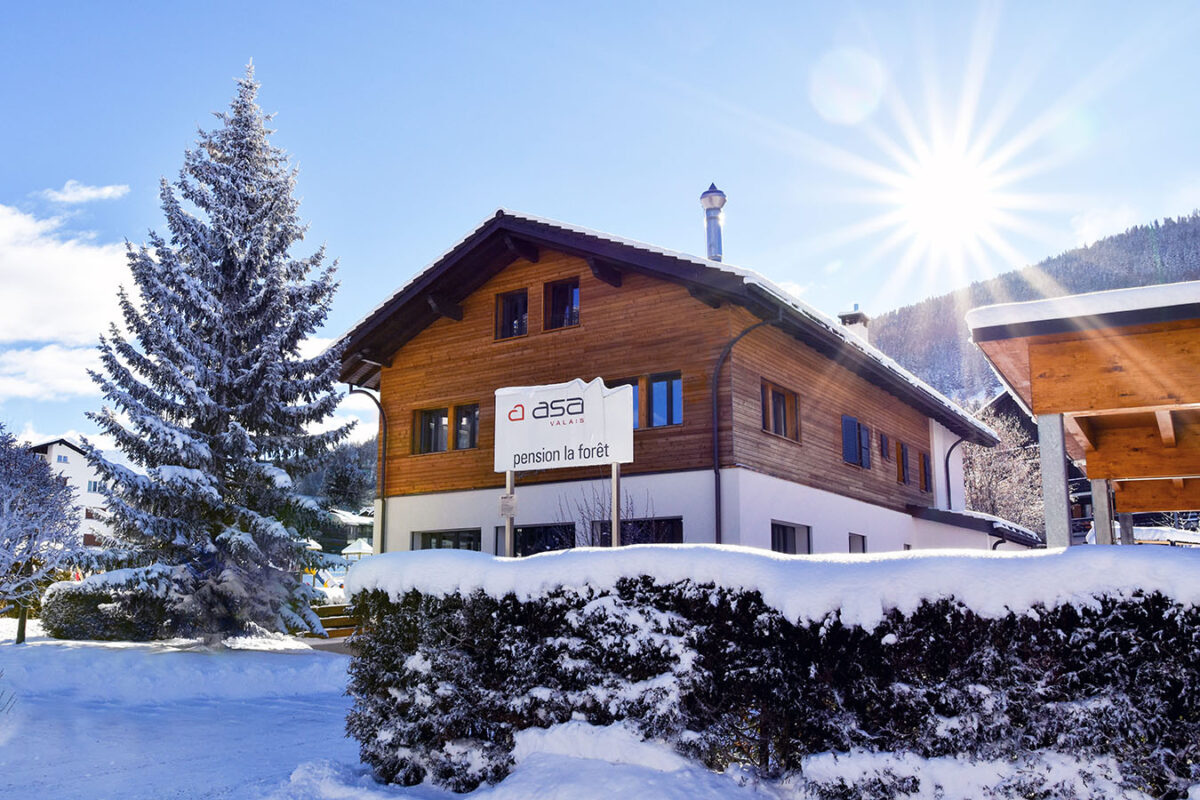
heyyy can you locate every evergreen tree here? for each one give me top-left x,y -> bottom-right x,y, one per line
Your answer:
84,65 -> 347,637
0,423 -> 80,642
322,440 -> 375,511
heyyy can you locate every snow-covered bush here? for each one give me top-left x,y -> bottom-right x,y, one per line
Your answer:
41,565 -> 193,641
346,547 -> 1200,797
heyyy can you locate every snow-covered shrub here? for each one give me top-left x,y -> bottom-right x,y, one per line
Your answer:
346,548 -> 1200,796
41,566 -> 193,641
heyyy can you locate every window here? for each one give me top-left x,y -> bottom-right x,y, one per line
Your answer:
495,523 -> 576,557
455,404 -> 479,450
903,543 -> 913,551
56,454 -> 69,464
413,529 -> 481,551
610,378 -> 641,429
87,480 -> 101,493
648,372 -> 683,427
897,442 -> 911,484
495,289 -> 528,339
771,522 -> 812,554
879,433 -> 892,461
841,415 -> 871,468
919,452 -> 932,493
849,533 -> 867,554
761,380 -> 799,441
593,517 -> 683,547
415,408 -> 449,453
544,278 -> 580,330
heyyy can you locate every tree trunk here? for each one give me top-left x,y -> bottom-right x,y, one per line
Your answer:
15,605 -> 27,645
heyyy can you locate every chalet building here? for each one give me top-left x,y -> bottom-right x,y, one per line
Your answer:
28,438 -> 111,547
339,190 -> 1040,557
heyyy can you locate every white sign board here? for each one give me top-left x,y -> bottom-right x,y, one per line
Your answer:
494,378 -> 634,472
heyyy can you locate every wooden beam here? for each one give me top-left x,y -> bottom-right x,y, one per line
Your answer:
1174,477 -> 1185,489
587,257 -> 622,287
1028,326 -> 1200,414
1114,478 -> 1200,513
1156,409 -> 1177,447
1084,421 -> 1200,479
426,293 -> 463,322
688,286 -> 722,309
1066,415 -> 1098,451
503,235 -> 539,264
355,349 -> 393,369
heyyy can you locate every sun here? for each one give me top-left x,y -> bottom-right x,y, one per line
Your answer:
891,144 -> 1003,271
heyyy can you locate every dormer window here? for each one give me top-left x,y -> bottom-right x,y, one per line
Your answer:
495,290 -> 528,339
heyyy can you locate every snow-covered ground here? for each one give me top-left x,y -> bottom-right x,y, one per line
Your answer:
0,618 -> 778,800
5,542 -> 1200,799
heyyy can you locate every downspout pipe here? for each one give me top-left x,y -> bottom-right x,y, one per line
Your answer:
944,437 -> 966,510
348,387 -> 388,552
711,316 -> 775,544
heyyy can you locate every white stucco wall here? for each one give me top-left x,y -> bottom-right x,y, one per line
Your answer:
41,442 -> 111,541
379,466 -> 1011,555
722,468 -> 999,553
380,470 -> 714,554
929,420 -> 966,511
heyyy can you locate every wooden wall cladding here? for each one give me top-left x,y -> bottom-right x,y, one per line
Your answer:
727,310 -> 935,513
377,250 -> 738,496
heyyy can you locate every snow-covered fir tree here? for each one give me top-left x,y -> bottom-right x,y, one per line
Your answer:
84,64 -> 348,637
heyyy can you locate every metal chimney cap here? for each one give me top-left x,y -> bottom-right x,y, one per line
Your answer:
700,183 -> 727,210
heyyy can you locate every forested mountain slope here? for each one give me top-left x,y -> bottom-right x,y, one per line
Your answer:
869,212 -> 1200,404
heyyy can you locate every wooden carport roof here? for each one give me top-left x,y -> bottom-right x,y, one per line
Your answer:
966,281 -> 1200,514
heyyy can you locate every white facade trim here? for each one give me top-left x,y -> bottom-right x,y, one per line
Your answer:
375,466 -> 1021,556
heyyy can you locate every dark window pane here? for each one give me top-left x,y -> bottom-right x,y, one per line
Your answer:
455,404 -> 479,450
920,452 -> 932,492
772,390 -> 788,436
849,533 -> 867,553
880,433 -> 891,461
545,279 -> 580,329
415,529 -> 481,551
761,384 -> 770,430
898,443 -> 910,484
859,423 -> 871,469
649,372 -> 682,427
771,523 -> 796,554
504,524 -> 575,557
594,517 -> 683,546
496,290 -> 528,339
610,378 -> 640,429
417,408 -> 449,453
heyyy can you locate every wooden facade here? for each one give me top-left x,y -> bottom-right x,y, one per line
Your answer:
372,247 -> 937,514
341,210 -> 993,527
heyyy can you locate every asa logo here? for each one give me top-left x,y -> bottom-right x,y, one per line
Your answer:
533,397 -> 584,419
508,404 -> 525,422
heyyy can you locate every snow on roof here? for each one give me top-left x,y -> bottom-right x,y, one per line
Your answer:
345,544 -> 1200,631
336,209 -> 995,443
329,508 -> 373,527
965,280 -> 1200,332
341,537 -> 373,556
1133,526 -> 1200,546
953,509 -> 1042,541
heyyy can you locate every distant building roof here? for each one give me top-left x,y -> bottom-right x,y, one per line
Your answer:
27,438 -> 87,457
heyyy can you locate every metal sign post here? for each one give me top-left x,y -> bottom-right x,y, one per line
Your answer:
503,470 -> 515,556
611,462 -> 620,548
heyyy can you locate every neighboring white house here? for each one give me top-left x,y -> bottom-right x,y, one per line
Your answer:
27,438 -> 111,546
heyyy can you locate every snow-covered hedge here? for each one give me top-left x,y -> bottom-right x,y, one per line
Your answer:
345,546 -> 1200,797
42,565 -> 196,641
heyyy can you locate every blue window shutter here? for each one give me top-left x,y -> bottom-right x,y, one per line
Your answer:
841,415 -> 859,464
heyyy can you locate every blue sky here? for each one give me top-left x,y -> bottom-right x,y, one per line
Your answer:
4,1 -> 1200,448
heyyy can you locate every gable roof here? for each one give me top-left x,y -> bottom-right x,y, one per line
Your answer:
27,438 -> 87,457
337,209 -> 997,445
